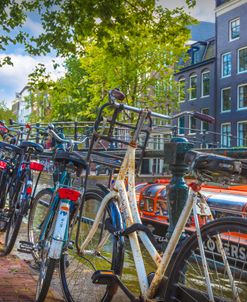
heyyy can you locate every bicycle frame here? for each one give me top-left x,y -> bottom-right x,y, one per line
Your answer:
38,170 -> 82,260
80,145 -> 241,301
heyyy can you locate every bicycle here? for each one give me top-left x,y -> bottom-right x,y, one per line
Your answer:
25,125 -> 88,302
0,122 -> 44,255
60,89 -> 247,302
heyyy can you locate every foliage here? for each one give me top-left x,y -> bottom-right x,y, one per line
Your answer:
1,0 -> 196,63
27,57 -> 89,122
0,102 -> 16,121
27,2 -> 196,120
1,0 -> 197,121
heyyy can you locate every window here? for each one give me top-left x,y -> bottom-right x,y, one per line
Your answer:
238,84 -> 247,109
189,116 -> 196,134
221,123 -> 231,147
238,121 -> 247,146
222,53 -> 231,77
178,78 -> 185,102
221,87 -> 231,112
238,47 -> 247,74
189,75 -> 197,100
201,71 -> 210,97
153,135 -> 162,150
201,108 -> 209,132
178,116 -> 185,135
229,18 -> 240,41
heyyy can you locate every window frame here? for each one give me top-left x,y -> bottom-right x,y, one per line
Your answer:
237,83 -> 247,110
189,74 -> 197,100
221,87 -> 231,113
229,17 -> 240,42
201,108 -> 209,132
189,115 -> 197,135
221,52 -> 232,78
178,77 -> 185,102
221,123 -> 231,147
237,120 -> 247,147
238,46 -> 247,74
178,116 -> 185,135
201,71 -> 210,98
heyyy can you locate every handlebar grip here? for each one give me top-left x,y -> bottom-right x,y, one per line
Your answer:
193,112 -> 215,124
110,88 -> 125,101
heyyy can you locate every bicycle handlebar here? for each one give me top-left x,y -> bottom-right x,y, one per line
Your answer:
108,88 -> 215,124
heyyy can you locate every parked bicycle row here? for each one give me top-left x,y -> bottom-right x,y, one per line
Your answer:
0,89 -> 247,302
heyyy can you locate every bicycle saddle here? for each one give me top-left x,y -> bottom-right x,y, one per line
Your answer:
185,150 -> 242,182
54,150 -> 87,170
19,141 -> 44,154
0,141 -> 23,154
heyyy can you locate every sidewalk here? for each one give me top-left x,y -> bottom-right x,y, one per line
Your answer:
0,236 -> 64,302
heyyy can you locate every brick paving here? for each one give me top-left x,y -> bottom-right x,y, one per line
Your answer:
0,235 -> 64,302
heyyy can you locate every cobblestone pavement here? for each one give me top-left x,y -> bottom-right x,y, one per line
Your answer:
0,235 -> 64,302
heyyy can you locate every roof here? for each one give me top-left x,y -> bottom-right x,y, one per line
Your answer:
176,38 -> 216,74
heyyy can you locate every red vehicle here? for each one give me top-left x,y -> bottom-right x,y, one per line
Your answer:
136,179 -> 247,243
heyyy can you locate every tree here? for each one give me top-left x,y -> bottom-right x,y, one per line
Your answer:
27,57 -> 89,122
1,0 -> 196,64
26,2 -> 196,121
0,102 -> 16,121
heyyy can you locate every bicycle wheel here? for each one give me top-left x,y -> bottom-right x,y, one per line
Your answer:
164,217 -> 247,302
28,188 -> 53,262
60,190 -> 124,302
35,209 -> 57,302
3,171 -> 31,255
0,170 -> 8,210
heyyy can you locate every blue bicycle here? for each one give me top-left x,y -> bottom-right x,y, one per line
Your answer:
26,126 -> 87,302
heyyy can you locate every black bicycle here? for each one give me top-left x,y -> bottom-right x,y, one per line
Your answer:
0,122 -> 44,255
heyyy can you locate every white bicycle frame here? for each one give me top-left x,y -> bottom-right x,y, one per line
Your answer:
80,144 -> 240,301
80,146 -> 240,302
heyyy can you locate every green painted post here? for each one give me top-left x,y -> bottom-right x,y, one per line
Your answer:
164,137 -> 194,238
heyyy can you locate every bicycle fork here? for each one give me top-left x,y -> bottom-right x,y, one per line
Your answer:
49,199 -> 70,259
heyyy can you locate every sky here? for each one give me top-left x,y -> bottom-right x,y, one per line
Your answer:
0,0 -> 216,108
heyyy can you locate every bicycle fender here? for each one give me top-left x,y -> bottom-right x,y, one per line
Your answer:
48,200 -> 69,259
96,183 -> 110,195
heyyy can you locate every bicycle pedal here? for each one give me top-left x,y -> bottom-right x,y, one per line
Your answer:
17,248 -> 33,254
19,240 -> 34,250
92,270 -> 116,285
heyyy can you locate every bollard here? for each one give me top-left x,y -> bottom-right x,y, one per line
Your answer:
164,137 -> 194,239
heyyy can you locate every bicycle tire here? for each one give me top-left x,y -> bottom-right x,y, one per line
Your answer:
164,217 -> 247,302
35,258 -> 57,302
3,170 -> 31,255
28,188 -> 53,262
35,205 -> 58,302
0,170 -> 8,209
59,190 -> 124,302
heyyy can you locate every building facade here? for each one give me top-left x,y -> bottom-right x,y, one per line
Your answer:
11,86 -> 31,123
175,39 -> 216,147
216,0 -> 247,147
175,0 -> 247,148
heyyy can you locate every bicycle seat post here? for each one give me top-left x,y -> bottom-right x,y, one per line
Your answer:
164,137 -> 193,239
